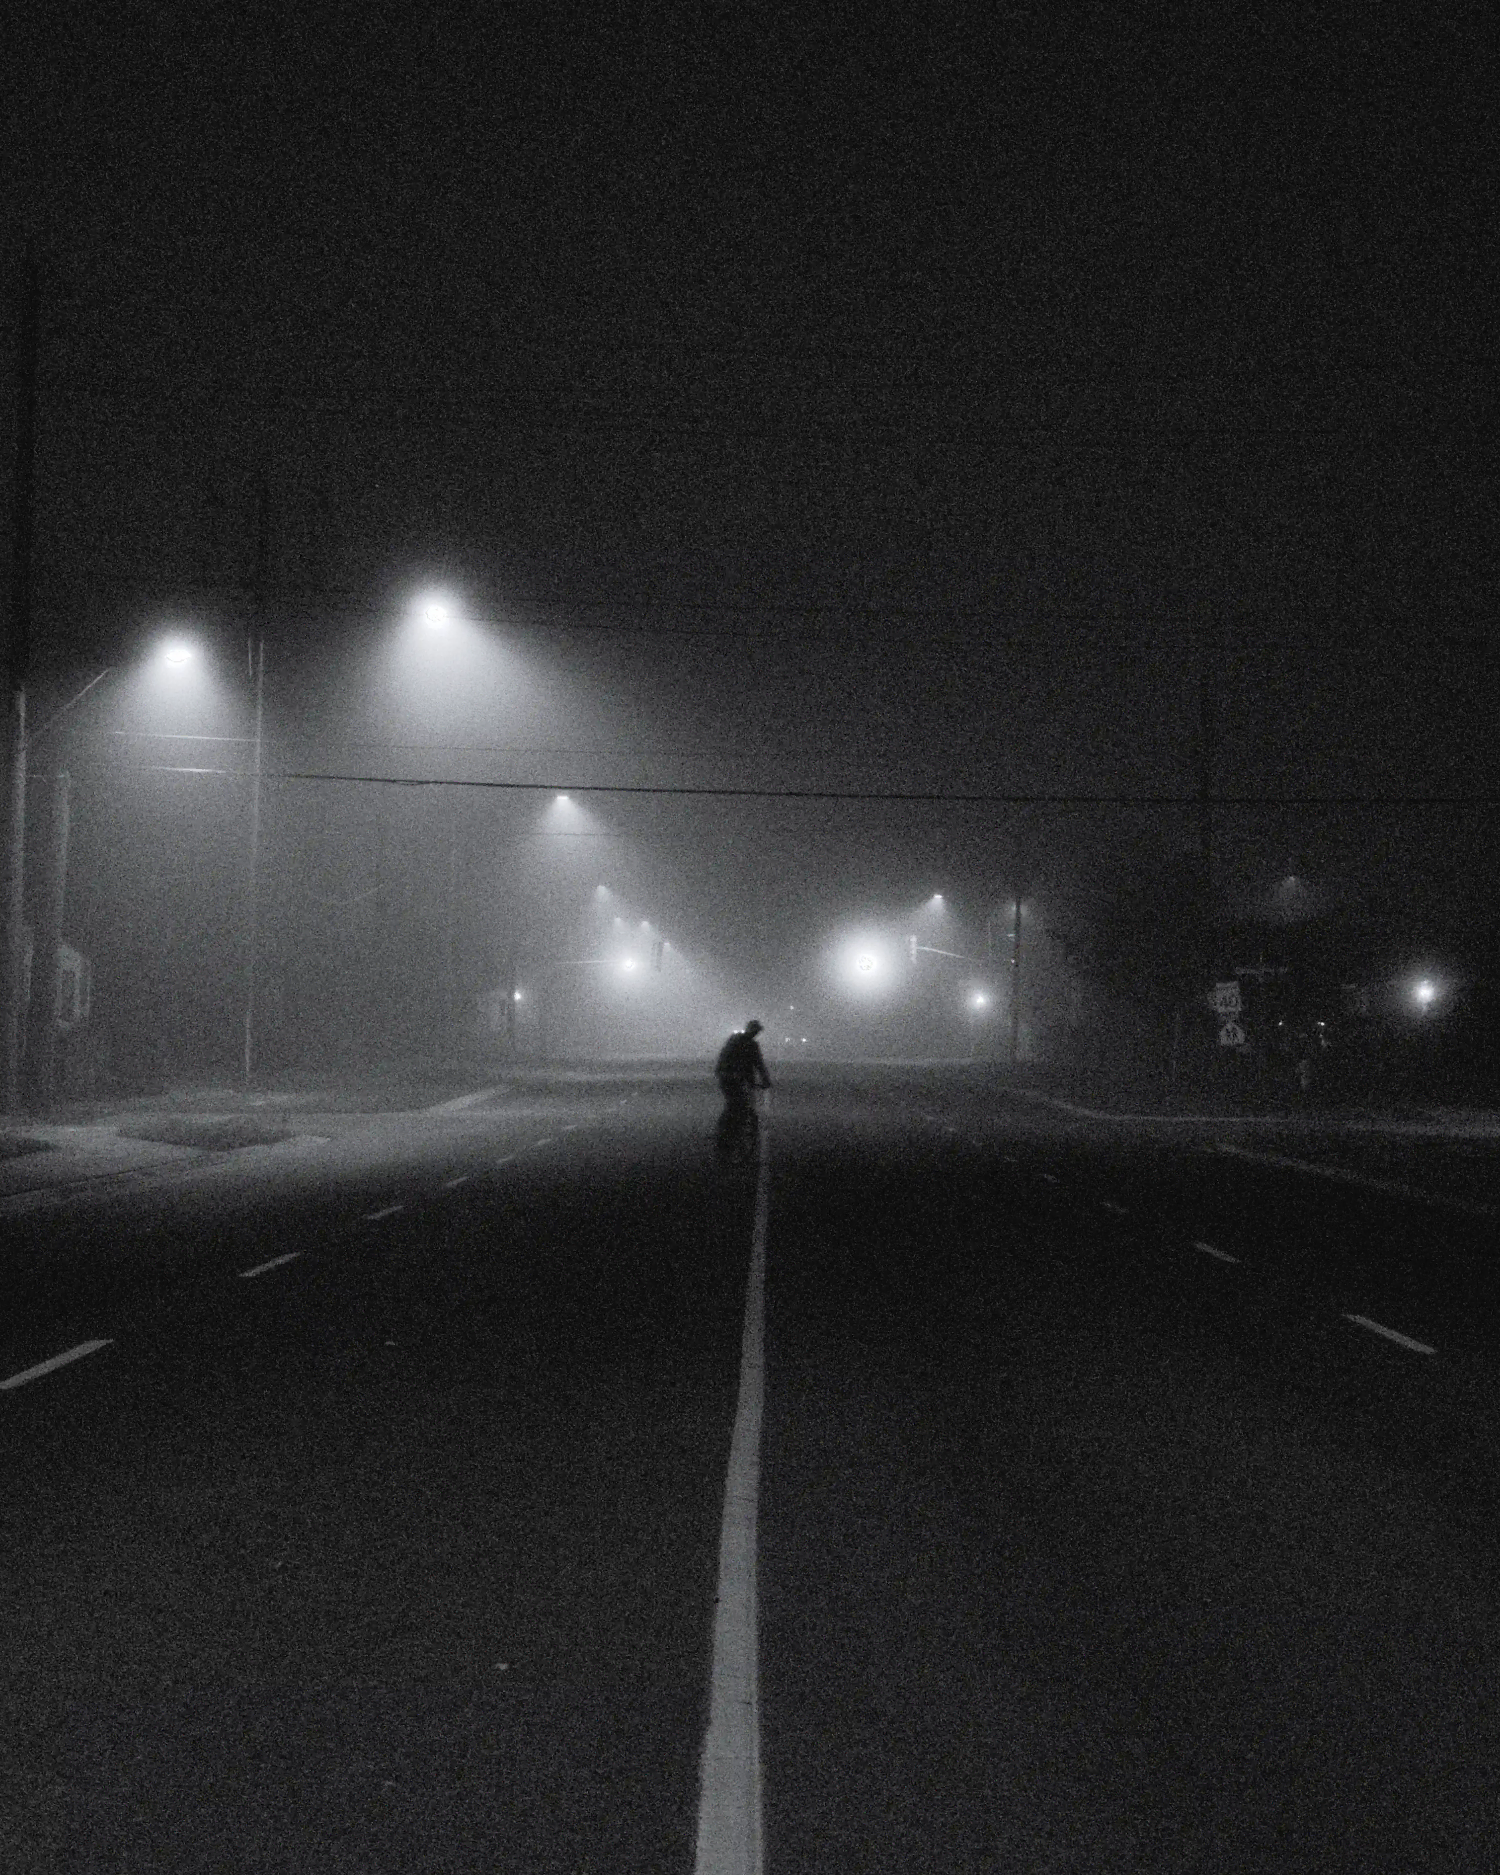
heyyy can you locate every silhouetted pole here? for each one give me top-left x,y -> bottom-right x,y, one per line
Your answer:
2,250 -> 38,1115
242,630 -> 264,1087
23,766 -> 68,1106
1198,618 -> 1217,962
241,473 -> 268,1088
1009,890 -> 1023,1066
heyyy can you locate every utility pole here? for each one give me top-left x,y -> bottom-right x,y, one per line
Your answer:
1009,888 -> 1023,1067
22,766 -> 68,1106
2,248 -> 39,1115
1197,615 -> 1218,967
241,471 -> 267,1088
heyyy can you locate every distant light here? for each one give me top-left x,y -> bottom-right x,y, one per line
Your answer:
412,589 -> 457,628
513,990 -> 523,1003
1414,978 -> 1438,1007
620,957 -> 639,973
970,992 -> 990,1009
160,638 -> 195,668
856,953 -> 877,974
555,793 -> 571,805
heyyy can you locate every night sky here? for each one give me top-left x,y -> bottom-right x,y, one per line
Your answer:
4,3 -> 1497,1018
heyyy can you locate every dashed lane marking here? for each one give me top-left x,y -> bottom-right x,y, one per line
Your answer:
530,1136 -> 556,1149
1040,1171 -> 1059,1184
2,1339 -> 113,1391
1345,1313 -> 1437,1356
239,1251 -> 302,1279
1193,1240 -> 1240,1263
1100,1200 -> 1129,1215
363,1204 -> 405,1221
442,1174 -> 471,1189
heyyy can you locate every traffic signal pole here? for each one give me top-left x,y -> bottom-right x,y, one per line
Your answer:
2,250 -> 38,1115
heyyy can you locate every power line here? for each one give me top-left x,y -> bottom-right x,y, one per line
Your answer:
116,766 -> 1500,809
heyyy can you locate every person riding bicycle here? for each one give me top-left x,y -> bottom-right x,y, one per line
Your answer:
715,1020 -> 771,1154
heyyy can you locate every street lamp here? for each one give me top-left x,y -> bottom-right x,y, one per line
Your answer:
411,588 -> 459,629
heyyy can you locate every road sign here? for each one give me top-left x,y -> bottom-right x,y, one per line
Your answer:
1218,1019 -> 1247,1048
1211,980 -> 1242,1017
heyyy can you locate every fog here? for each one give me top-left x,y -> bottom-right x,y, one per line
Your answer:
33,591 -> 1500,1099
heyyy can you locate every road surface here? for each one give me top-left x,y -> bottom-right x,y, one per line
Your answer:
3,1064 -> 1499,1871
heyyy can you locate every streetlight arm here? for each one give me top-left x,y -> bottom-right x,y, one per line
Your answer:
30,669 -> 114,747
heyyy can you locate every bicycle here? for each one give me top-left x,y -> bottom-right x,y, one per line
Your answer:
715,1089 -> 760,1165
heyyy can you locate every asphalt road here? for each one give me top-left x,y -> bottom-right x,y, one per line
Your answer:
4,1065 -> 1500,1872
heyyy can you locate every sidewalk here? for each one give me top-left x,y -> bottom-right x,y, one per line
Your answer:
1023,1087 -> 1500,1137
1017,1087 -> 1500,1216
0,1058 -> 510,1207
0,1121 -> 216,1206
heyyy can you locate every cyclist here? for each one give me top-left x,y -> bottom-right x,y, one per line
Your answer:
714,1020 -> 771,1156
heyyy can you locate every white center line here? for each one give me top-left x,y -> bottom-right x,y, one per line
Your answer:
531,1136 -> 555,1149
1,1339 -> 113,1391
1193,1240 -> 1240,1263
443,1174 -> 471,1189
363,1203 -> 405,1221
239,1251 -> 302,1279
695,1090 -> 769,1875
1345,1313 -> 1437,1356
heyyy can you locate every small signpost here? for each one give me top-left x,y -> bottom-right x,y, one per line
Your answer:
1210,981 -> 1246,1047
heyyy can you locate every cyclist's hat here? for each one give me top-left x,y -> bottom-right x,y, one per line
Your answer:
744,1019 -> 763,1036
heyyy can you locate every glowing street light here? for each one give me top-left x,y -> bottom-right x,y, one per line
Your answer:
411,588 -> 458,629
1413,978 -> 1439,1009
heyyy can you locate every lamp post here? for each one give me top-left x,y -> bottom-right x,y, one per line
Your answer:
1,250 -> 38,1114
1009,893 -> 1023,1066
241,628 -> 264,1087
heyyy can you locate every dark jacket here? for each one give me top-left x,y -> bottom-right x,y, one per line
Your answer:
716,1031 -> 770,1089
